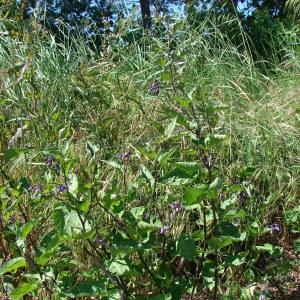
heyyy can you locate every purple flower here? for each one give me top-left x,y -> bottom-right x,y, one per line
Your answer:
29,184 -> 42,197
52,161 -> 61,173
95,238 -> 105,245
143,212 -> 150,220
270,223 -> 281,233
160,225 -> 170,235
149,80 -> 159,95
239,191 -> 249,201
116,150 -> 132,160
45,155 -> 55,166
45,155 -> 60,173
58,184 -> 68,193
170,202 -> 182,213
117,221 -> 125,230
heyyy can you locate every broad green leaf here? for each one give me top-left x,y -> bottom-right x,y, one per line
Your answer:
0,257 -> 27,275
175,96 -> 191,107
208,236 -> 233,250
19,221 -> 35,241
86,141 -> 99,156
223,209 -> 248,220
141,164 -> 155,188
255,243 -> 282,255
159,162 -> 200,185
135,145 -> 157,160
203,260 -> 215,290
161,72 -> 171,81
53,205 -> 91,238
138,220 -> 162,231
65,280 -> 106,297
4,148 -> 26,161
130,206 -> 145,220
79,194 -> 91,213
225,254 -> 246,267
176,234 -> 196,259
36,251 -> 56,266
164,117 -> 177,139
158,147 -> 177,165
68,173 -> 78,197
172,21 -> 184,33
157,58 -> 167,66
9,281 -> 38,300
102,160 -> 123,170
173,162 -> 199,175
109,260 -> 130,276
183,185 -> 207,205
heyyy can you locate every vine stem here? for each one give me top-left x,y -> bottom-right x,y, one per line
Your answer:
189,202 -> 207,300
75,209 -> 127,300
213,251 -> 219,300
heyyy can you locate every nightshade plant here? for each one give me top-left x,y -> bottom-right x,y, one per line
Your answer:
0,16 -> 299,300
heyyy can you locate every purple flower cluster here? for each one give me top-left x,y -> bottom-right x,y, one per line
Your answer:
149,80 -> 159,95
143,212 -> 150,220
170,202 -> 182,212
58,184 -> 68,193
95,238 -> 105,245
160,225 -> 171,235
270,223 -> 281,233
45,155 -> 60,173
29,184 -> 42,197
239,190 -> 249,202
116,150 -> 132,161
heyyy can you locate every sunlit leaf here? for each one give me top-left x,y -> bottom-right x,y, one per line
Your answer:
9,281 -> 38,300
0,257 -> 27,275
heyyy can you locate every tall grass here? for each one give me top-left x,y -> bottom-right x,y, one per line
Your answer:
1,14 -> 299,227
0,15 -> 300,298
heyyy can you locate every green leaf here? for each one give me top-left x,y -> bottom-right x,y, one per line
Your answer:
161,72 -> 171,81
164,117 -> 177,139
36,251 -> 56,266
183,185 -> 207,205
86,141 -> 99,156
9,281 -> 38,300
176,234 -> 196,259
175,96 -> 191,107
172,21 -> 184,34
4,148 -> 27,161
223,209 -> 248,220
225,254 -> 246,267
102,160 -> 123,171
141,164 -> 155,188
53,205 -> 91,238
0,257 -> 27,275
157,58 -> 167,66
65,280 -> 106,297
208,236 -> 233,250
158,147 -> 177,166
138,220 -> 162,231
130,206 -> 145,220
136,145 -> 157,160
19,221 -> 35,241
109,260 -> 130,276
255,243 -> 281,255
68,173 -> 78,197
79,194 -> 91,213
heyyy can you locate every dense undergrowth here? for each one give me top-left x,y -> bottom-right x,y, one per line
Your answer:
0,16 -> 300,300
